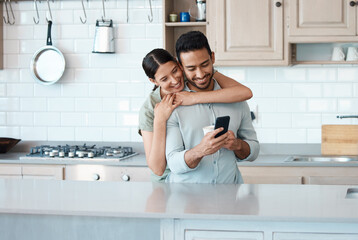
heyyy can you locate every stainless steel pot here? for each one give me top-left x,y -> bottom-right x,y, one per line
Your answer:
92,19 -> 115,53
30,21 -> 66,85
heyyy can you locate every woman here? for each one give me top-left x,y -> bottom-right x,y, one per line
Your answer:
139,48 -> 252,182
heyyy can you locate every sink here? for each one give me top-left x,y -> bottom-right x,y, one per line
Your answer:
286,155 -> 358,163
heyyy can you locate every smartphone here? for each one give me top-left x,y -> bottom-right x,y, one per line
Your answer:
214,116 -> 230,138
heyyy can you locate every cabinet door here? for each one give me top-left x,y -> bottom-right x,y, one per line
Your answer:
210,0 -> 283,62
22,165 -> 64,180
243,176 -> 303,184
289,0 -> 356,36
274,232 -> 358,240
65,165 -> 151,182
186,230 -> 263,240
308,176 -> 358,185
0,164 -> 22,179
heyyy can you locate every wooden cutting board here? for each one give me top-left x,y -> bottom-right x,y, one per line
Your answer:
321,125 -> 358,155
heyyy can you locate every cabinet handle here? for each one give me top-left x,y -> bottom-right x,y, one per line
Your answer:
350,1 -> 356,6
122,174 -> 130,181
275,2 -> 282,7
92,173 -> 100,181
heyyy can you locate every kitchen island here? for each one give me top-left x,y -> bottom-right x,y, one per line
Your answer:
0,179 -> 357,240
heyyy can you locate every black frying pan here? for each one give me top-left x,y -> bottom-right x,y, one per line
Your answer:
30,21 -> 65,85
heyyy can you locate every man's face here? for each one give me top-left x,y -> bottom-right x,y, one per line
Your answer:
179,48 -> 215,91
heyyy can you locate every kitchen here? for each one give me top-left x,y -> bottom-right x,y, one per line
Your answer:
1,0 -> 358,239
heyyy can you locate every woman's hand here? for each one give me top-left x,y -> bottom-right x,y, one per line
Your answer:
154,93 -> 181,122
174,91 -> 197,106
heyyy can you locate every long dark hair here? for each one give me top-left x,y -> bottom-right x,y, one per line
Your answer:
142,48 -> 177,91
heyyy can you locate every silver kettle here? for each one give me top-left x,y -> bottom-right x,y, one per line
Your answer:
92,19 -> 115,53
195,0 -> 206,22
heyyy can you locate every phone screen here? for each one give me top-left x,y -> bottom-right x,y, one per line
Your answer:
214,116 -> 230,138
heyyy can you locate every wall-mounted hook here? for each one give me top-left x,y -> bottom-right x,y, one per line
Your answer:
46,0 -> 53,22
101,0 -> 106,22
3,0 -> 16,25
148,0 -> 153,22
80,0 -> 87,24
33,0 -> 40,24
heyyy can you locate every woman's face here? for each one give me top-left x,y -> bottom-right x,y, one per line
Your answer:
151,61 -> 185,95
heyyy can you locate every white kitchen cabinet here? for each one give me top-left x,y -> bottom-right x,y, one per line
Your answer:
65,165 -> 151,182
0,164 -> 22,179
208,0 -> 285,65
185,230 -> 263,240
239,166 -> 358,185
289,0 -> 356,36
22,165 -> 64,180
274,232 -> 358,240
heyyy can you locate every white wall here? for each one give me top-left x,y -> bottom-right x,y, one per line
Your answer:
1,0 -> 357,143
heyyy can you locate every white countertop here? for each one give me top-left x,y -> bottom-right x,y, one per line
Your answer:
1,179 -> 357,222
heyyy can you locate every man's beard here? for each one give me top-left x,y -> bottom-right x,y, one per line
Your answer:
186,67 -> 214,90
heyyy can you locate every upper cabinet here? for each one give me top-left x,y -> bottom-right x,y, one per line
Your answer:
207,0 -> 286,66
289,0 -> 356,36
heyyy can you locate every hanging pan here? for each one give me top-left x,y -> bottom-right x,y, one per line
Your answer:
30,20 -> 65,85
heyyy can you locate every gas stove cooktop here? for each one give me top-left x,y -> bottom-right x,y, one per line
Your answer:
19,144 -> 138,161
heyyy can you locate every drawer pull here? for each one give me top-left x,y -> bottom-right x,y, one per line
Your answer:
122,174 -> 130,181
92,173 -> 100,181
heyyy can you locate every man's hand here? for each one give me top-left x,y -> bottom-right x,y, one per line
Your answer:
184,127 -> 228,169
223,130 -> 250,160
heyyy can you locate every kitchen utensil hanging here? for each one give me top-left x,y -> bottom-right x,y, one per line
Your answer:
30,20 -> 66,85
93,0 -> 115,53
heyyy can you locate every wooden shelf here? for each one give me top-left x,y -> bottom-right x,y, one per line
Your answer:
165,22 -> 207,27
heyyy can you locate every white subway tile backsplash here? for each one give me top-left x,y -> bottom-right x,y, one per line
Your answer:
34,112 -> 61,126
292,83 -> 322,97
292,113 -> 321,128
0,113 -> 6,125
103,98 -> 130,111
338,99 -> 358,112
7,84 -> 34,97
75,127 -> 102,141
103,127 -> 131,141
62,83 -> 89,97
34,84 -> 61,97
262,83 -> 292,98
48,127 -> 75,141
307,129 -> 321,143
276,68 -> 306,82
75,98 -> 102,111
21,127 -> 48,141
338,68 -> 358,82
277,98 -> 306,113
6,112 -> 34,126
2,0 -> 357,143
323,83 -> 353,97
4,40 -> 20,54
0,126 -> 20,138
277,129 -> 306,143
307,68 -> 336,82
48,98 -> 75,112
89,84 -> 116,97
261,113 -> 291,128
0,98 -> 20,111
308,99 -> 337,112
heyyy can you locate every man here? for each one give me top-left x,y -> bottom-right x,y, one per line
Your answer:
165,31 -> 260,184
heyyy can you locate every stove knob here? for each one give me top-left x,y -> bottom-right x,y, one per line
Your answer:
78,152 -> 84,158
88,152 -> 94,158
45,151 -> 49,155
59,151 -> 65,157
92,174 -> 100,181
49,152 -> 55,157
122,174 -> 130,182
68,152 -> 75,158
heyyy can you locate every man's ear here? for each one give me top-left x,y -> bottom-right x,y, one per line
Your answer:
211,52 -> 215,65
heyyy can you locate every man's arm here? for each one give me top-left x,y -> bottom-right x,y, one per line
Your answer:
223,102 -> 260,161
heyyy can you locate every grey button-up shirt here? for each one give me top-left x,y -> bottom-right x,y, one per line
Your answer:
165,80 -> 260,184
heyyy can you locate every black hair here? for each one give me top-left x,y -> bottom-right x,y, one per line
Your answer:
142,48 -> 177,91
175,31 -> 212,65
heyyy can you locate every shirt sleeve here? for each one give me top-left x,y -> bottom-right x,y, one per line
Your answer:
165,110 -> 197,174
236,102 -> 260,161
138,102 -> 154,133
